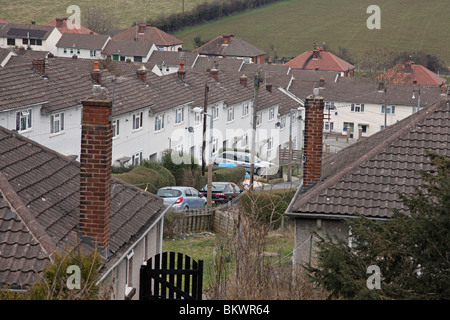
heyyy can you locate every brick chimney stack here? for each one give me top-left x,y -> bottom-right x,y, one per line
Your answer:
137,64 -> 147,82
319,76 -> 325,88
266,83 -> 272,92
223,33 -> 233,45
312,48 -> 320,60
177,60 -> 186,81
240,74 -> 248,87
303,94 -> 324,189
138,23 -> 146,34
210,68 -> 219,82
91,61 -> 101,85
32,59 -> 45,75
79,93 -> 113,257
56,18 -> 64,29
404,61 -> 413,74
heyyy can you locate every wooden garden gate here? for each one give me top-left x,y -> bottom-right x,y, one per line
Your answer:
139,252 -> 203,300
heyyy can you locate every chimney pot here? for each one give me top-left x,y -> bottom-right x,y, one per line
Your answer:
177,60 -> 186,81
303,95 -> 324,189
80,95 -> 113,257
91,61 -> 102,85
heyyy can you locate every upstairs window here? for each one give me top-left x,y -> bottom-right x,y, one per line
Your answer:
155,113 -> 164,131
242,102 -> 249,117
269,107 -> 275,120
351,104 -> 364,112
227,107 -> 234,122
256,111 -> 262,126
50,112 -> 65,134
381,105 -> 395,114
7,38 -> 15,46
16,109 -> 32,132
133,112 -> 143,130
112,119 -> 120,138
175,107 -> 184,124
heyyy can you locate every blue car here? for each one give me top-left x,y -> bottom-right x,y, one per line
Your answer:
156,186 -> 207,211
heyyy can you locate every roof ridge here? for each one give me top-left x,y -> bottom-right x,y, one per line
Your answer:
291,99 -> 448,212
0,171 -> 56,260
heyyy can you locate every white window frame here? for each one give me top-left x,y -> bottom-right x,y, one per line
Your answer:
175,107 -> 184,125
242,102 -> 249,117
112,119 -> 119,138
50,112 -> 65,135
132,151 -> 143,166
90,50 -> 97,57
227,107 -> 234,122
280,115 -> 286,129
256,111 -> 262,127
194,111 -> 202,126
351,103 -> 365,112
269,107 -> 275,121
381,105 -> 395,114
16,109 -> 32,132
154,113 -> 164,132
132,112 -> 143,131
268,136 -> 274,150
212,106 -> 219,120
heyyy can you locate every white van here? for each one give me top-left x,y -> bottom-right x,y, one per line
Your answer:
213,151 -> 278,176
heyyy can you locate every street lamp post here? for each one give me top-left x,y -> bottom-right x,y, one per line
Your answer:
194,107 -> 213,207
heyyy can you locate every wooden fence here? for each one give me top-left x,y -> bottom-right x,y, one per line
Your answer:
165,205 -> 237,236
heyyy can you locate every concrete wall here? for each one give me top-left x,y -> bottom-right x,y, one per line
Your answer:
293,217 -> 349,269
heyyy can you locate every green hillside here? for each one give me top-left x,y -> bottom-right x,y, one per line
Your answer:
0,0 -> 212,30
174,0 -> 450,65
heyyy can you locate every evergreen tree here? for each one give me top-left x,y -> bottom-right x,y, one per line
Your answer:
306,151 -> 450,299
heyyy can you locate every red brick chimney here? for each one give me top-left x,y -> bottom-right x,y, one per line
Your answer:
312,48 -> 320,60
56,18 -> 64,29
319,76 -> 325,88
223,33 -> 233,45
177,59 -> 186,81
91,61 -> 101,85
32,59 -> 45,75
404,61 -> 413,74
79,93 -> 113,257
240,74 -> 248,87
303,94 -> 324,189
137,64 -> 147,82
138,23 -> 146,34
210,68 -> 219,81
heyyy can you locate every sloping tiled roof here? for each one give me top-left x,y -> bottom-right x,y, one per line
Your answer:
285,49 -> 354,72
44,18 -> 96,35
113,25 -> 183,46
288,76 -> 443,107
56,33 -> 110,50
0,23 -> 56,40
287,98 -> 450,219
102,39 -> 154,57
0,126 -> 165,289
193,34 -> 265,58
379,62 -> 447,86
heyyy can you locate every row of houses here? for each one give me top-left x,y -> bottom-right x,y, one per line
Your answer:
0,55 -> 305,169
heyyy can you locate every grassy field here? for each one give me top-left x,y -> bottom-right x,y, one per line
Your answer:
174,0 -> 450,64
0,0 -> 213,30
2,0 -> 448,63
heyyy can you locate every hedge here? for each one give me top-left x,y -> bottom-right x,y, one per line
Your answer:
114,163 -> 175,193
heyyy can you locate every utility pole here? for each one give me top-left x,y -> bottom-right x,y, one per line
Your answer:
250,71 -> 261,190
201,81 -> 209,176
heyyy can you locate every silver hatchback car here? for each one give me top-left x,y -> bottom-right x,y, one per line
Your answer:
156,186 -> 207,211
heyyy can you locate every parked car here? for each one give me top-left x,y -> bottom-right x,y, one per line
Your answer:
156,186 -> 207,211
200,182 -> 243,205
213,151 -> 278,176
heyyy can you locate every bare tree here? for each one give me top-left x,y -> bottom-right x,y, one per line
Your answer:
83,5 -> 121,36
